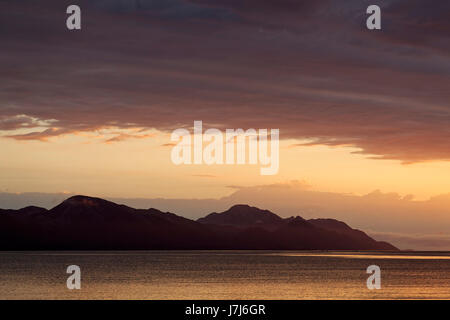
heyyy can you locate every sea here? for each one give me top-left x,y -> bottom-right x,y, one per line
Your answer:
0,251 -> 449,299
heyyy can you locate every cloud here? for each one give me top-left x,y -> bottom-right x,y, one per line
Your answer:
189,0 -> 328,15
0,0 -> 449,163
161,143 -> 176,147
368,231 -> 450,251
380,0 -> 450,52
5,128 -> 75,142
92,0 -> 237,20
0,115 -> 57,131
219,182 -> 450,235
105,132 -> 155,143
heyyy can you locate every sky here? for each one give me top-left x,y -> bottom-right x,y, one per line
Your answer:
0,0 -> 450,249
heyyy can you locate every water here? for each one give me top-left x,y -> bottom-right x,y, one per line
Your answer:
0,251 -> 449,299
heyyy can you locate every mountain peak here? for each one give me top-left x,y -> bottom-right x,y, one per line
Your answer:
226,204 -> 272,214
48,195 -> 135,223
63,195 -> 108,206
60,195 -> 132,211
197,204 -> 283,227
284,216 -> 312,228
228,204 -> 252,211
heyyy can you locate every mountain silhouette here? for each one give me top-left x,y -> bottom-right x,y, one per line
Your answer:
198,206 -> 396,250
197,204 -> 284,231
0,195 -> 397,250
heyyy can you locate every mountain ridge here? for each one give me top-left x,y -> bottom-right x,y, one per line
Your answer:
0,195 -> 397,250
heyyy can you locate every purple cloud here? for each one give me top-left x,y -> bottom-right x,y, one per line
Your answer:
0,0 -> 449,162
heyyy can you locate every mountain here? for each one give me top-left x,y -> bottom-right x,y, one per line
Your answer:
0,195 -> 397,250
198,206 -> 397,250
197,204 -> 284,230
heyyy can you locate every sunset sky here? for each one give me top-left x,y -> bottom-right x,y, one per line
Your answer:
1,0 -> 450,249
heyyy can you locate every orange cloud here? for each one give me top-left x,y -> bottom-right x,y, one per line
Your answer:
105,132 -> 155,143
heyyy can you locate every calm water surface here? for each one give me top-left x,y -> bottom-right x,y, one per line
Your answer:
0,251 -> 449,299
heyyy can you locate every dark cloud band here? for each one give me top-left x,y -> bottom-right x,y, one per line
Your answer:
0,0 -> 449,163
